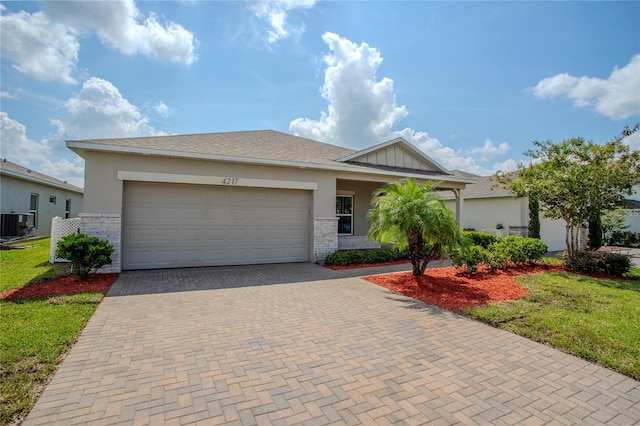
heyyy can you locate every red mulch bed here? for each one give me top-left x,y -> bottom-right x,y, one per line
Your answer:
0,273 -> 119,300
364,263 -> 565,313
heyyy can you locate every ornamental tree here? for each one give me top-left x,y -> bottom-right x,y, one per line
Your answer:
367,179 -> 463,276
495,125 -> 640,255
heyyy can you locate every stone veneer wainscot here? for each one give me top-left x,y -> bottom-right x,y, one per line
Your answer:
79,213 -> 121,273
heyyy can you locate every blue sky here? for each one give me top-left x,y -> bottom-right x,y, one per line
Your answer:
1,0 -> 639,187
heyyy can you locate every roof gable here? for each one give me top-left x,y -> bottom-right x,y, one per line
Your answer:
337,138 -> 451,175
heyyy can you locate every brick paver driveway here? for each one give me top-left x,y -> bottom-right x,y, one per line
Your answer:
25,263 -> 640,425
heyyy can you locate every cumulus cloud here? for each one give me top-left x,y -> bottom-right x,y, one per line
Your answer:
153,101 -> 172,118
64,77 -> 159,139
290,32 -> 515,175
0,1 -> 196,83
531,54 -> 640,120
0,112 -> 52,165
40,157 -> 85,188
251,0 -> 315,43
45,0 -> 196,64
0,9 -> 79,84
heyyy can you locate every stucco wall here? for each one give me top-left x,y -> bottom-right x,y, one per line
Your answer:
444,196 -> 527,232
336,180 -> 384,237
0,174 -> 83,237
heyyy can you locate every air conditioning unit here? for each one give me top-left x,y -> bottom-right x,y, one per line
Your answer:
17,214 -> 34,228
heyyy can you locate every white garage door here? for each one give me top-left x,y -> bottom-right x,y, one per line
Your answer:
122,182 -> 311,270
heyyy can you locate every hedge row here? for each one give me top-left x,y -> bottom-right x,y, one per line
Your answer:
324,248 -> 409,266
564,250 -> 631,276
451,235 -> 548,273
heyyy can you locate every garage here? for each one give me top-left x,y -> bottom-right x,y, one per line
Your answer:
122,182 -> 311,270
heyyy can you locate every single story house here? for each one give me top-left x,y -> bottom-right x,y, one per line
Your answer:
0,159 -> 84,239
442,173 -> 568,251
67,130 -> 474,272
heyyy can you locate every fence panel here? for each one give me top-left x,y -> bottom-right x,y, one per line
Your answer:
50,217 -> 80,263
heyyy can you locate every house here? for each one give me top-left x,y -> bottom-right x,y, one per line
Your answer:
441,173 -> 568,251
67,130 -> 473,272
0,159 -> 84,239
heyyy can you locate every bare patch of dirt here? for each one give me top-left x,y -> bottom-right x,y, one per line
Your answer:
363,263 -> 564,312
0,274 -> 119,300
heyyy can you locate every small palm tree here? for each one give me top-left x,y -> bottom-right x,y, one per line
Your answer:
368,179 -> 463,276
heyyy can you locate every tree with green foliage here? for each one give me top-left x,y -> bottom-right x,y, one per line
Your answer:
495,125 -> 640,255
588,212 -> 603,250
367,179 -> 463,276
528,198 -> 541,239
601,208 -> 629,243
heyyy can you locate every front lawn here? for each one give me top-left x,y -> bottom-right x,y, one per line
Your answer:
466,269 -> 640,380
0,238 -> 109,425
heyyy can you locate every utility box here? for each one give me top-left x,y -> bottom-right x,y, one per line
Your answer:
1,213 -> 34,237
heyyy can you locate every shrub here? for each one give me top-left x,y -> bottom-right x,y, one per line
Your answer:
563,250 -> 631,276
55,233 -> 115,281
463,231 -> 496,249
450,245 -> 490,273
489,236 -> 548,269
323,248 -> 408,266
607,231 -> 640,248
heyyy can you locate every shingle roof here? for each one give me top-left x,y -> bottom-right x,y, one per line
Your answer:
69,130 -> 357,167
68,130 -> 474,183
441,173 -> 512,199
0,159 -> 83,193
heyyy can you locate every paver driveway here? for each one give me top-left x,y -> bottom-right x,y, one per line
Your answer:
25,263 -> 640,425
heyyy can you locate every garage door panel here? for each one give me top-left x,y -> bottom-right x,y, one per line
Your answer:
123,182 -> 310,270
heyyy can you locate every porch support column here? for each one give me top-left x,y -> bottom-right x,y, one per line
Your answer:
451,189 -> 464,230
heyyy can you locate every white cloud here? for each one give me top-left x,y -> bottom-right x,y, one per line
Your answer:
622,131 -> 640,151
45,0 -> 196,65
0,1 -> 196,83
153,101 -> 172,118
64,77 -> 158,139
0,9 -> 79,84
471,139 -> 510,161
290,32 -> 516,175
39,158 -> 85,188
531,54 -> 640,120
251,0 -> 315,43
1,91 -> 18,99
0,112 -> 52,165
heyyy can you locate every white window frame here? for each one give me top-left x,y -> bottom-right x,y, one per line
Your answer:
336,194 -> 354,236
65,199 -> 71,219
30,193 -> 39,229
49,196 -> 56,204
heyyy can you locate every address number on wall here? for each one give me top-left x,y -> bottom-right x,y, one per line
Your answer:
221,177 -> 239,185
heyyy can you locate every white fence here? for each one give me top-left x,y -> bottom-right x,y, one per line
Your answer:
49,217 -> 80,263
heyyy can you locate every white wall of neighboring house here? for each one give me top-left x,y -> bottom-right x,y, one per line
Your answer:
0,174 -> 84,237
444,196 -> 568,252
624,184 -> 640,233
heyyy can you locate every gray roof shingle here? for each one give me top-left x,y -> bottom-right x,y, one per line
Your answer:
0,159 -> 83,192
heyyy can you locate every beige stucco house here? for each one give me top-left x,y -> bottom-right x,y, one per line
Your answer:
68,130 -> 473,272
442,173 -> 567,251
0,159 -> 83,239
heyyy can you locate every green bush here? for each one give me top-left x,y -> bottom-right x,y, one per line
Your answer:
563,250 -> 631,276
55,233 -> 115,281
463,231 -> 496,249
453,236 -> 548,271
607,231 -> 640,248
324,248 -> 408,266
450,245 -> 490,273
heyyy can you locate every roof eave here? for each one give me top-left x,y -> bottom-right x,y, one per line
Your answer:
0,169 -> 84,193
66,141 -> 473,184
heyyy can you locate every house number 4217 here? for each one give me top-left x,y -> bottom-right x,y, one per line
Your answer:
221,177 -> 239,185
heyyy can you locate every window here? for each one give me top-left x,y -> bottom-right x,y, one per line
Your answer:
336,195 -> 353,235
30,193 -> 39,228
49,196 -> 56,204
65,199 -> 71,219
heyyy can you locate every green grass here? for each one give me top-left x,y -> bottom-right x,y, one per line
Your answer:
0,238 -> 106,425
466,267 -> 640,380
1,238 -> 70,292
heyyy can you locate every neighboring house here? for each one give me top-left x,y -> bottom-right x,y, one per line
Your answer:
67,130 -> 473,272
442,173 -> 568,251
0,159 -> 84,239
622,184 -> 640,233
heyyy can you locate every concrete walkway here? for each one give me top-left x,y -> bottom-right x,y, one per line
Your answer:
25,263 -> 639,425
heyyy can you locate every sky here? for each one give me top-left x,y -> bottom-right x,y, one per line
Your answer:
1,0 -> 639,188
